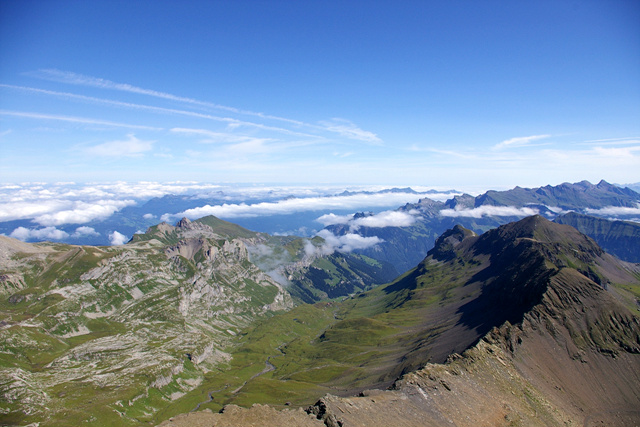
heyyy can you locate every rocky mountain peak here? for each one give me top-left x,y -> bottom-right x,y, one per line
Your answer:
353,211 -> 373,219
176,217 -> 192,228
443,193 -> 475,209
427,224 -> 476,261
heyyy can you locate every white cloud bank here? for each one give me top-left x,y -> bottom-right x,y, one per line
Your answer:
315,213 -> 354,227
585,205 -> 640,216
316,210 -> 418,230
351,210 -> 418,229
0,182 -> 455,232
0,182 -> 227,225
163,192 -> 431,222
10,226 -> 69,241
72,226 -> 100,238
440,206 -> 539,218
33,200 -> 136,226
307,209 -> 421,256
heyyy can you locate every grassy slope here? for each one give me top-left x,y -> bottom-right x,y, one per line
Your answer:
0,228 -> 293,426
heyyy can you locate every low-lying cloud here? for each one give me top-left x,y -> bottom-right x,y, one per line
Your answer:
0,182 -> 456,234
163,192 -> 431,222
307,230 -> 383,255
72,226 -> 100,238
584,205 -> 640,216
0,182 -> 227,225
10,226 -> 70,241
351,210 -> 417,229
440,206 -> 539,218
315,213 -> 354,227
108,231 -> 128,245
33,200 -> 136,226
8,225 -> 99,242
316,210 -> 418,230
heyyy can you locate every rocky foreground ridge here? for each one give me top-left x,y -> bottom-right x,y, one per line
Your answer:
157,216 -> 640,427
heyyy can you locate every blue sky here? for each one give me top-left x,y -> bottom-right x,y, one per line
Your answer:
1,0 -> 639,190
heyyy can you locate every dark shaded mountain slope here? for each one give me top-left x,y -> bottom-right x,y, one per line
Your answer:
555,212 -> 640,262
331,215 -> 639,384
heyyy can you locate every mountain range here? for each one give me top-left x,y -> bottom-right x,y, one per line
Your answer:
1,211 -> 639,426
1,180 -> 639,427
330,180 -> 640,273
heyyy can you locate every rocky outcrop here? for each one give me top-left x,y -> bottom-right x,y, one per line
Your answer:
0,221 -> 293,426
427,224 -> 476,261
157,404 -> 324,427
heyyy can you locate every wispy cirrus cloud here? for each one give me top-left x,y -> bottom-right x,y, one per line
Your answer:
492,134 -> 551,150
592,145 -> 640,158
25,70 -> 382,143
84,134 -> 155,157
0,84 -> 314,137
170,127 -> 261,144
0,110 -> 162,130
320,118 -> 382,144
29,69 -> 308,126
582,137 -> 640,145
